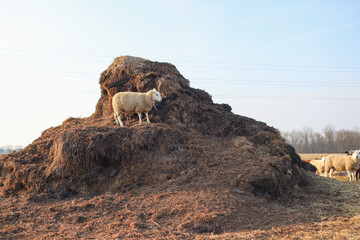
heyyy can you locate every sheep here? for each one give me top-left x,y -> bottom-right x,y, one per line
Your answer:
324,150 -> 360,181
351,149 -> 360,181
112,88 -> 162,127
344,150 -> 358,179
309,157 -> 326,176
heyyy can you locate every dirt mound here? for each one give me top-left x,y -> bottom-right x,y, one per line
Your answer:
0,56 -> 311,201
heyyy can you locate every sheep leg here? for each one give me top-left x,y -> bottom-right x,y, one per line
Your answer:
356,169 -> 360,181
329,169 -> 334,178
114,113 -> 118,125
349,171 -> 355,181
138,113 -> 142,124
114,113 -> 121,126
145,112 -> 151,124
118,116 -> 124,127
116,113 -> 124,127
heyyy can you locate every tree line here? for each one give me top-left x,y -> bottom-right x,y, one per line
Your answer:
281,125 -> 360,153
0,145 -> 23,155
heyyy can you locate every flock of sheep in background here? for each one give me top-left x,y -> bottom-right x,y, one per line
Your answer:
309,150 -> 360,181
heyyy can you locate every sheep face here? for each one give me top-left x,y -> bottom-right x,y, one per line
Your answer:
151,89 -> 162,102
352,150 -> 360,159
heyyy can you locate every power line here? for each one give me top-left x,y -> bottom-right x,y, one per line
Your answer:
213,95 -> 360,101
163,59 -> 360,70
0,85 -> 99,95
176,64 -> 360,73
0,53 -> 113,63
0,65 -> 358,84
0,48 -> 115,58
0,67 -> 359,88
0,67 -> 99,76
0,67 -> 100,79
1,48 -> 360,95
0,47 -> 359,71
0,47 -> 115,58
191,78 -> 360,87
1,83 -> 358,100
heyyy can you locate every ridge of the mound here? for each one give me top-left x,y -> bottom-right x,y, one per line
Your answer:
0,56 -> 312,200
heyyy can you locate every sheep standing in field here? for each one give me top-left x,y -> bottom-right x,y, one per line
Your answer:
352,149 -> 360,181
309,157 -> 326,176
112,88 -> 162,127
324,150 -> 360,181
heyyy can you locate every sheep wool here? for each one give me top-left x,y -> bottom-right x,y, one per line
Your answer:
309,159 -> 325,176
112,88 -> 162,127
324,151 -> 360,181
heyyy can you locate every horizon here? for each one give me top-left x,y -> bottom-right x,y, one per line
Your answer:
0,0 -> 359,146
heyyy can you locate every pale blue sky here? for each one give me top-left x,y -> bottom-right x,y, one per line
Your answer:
0,0 -> 360,146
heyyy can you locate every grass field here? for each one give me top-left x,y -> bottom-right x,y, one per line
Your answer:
299,153 -> 346,161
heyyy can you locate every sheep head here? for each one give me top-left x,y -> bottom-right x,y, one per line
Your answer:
150,88 -> 162,102
352,150 -> 360,159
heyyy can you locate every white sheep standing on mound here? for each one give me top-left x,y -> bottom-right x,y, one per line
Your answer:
112,88 -> 162,127
324,150 -> 360,181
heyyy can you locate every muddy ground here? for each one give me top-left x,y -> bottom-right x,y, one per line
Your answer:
1,171 -> 360,239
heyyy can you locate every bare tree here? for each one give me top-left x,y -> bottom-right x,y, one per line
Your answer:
282,125 -> 360,153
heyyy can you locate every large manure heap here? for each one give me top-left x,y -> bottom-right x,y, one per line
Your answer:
0,56 -> 310,201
